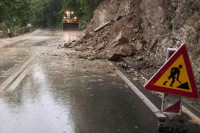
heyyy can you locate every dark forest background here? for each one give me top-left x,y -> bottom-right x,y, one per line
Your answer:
0,0 -> 103,31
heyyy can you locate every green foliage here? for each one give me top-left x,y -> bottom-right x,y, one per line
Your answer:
31,0 -> 103,29
31,0 -> 63,28
0,0 -> 31,27
0,0 -> 31,35
113,0 -> 119,2
1,0 -> 103,30
60,0 -> 103,29
186,0 -> 193,4
79,55 -> 89,59
196,48 -> 200,54
167,22 -> 173,31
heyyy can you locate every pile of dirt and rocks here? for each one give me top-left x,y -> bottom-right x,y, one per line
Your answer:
68,0 -> 200,90
74,0 -> 143,60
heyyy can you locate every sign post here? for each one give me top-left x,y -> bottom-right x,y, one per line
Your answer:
162,48 -> 182,115
144,44 -> 198,132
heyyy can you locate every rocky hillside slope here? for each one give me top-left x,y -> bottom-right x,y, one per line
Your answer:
76,0 -> 200,88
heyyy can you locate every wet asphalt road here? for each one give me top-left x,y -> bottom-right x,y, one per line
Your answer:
0,30 -> 199,133
0,56 -> 157,133
0,30 -> 158,133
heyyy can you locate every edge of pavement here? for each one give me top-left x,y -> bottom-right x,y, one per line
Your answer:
109,60 -> 200,125
122,58 -> 200,120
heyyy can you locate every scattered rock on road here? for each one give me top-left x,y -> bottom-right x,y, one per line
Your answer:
107,52 -> 121,61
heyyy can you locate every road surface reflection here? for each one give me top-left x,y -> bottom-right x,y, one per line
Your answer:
63,31 -> 81,42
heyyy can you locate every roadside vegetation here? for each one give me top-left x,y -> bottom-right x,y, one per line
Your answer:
0,0 -> 103,36
0,0 -> 31,36
31,0 -> 103,29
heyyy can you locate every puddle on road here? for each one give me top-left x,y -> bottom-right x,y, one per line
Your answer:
0,56 -> 157,133
33,40 -> 47,46
0,53 -> 30,84
63,31 -> 82,42
6,40 -> 49,48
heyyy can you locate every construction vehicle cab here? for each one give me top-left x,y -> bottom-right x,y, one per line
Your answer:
62,10 -> 79,31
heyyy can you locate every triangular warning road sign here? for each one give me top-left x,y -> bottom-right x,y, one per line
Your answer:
144,44 -> 198,98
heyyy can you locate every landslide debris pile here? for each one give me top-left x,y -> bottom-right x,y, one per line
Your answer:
74,0 -> 200,87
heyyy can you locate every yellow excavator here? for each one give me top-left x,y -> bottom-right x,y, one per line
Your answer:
62,10 -> 79,31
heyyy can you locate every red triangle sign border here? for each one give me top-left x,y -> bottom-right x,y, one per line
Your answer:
144,44 -> 198,98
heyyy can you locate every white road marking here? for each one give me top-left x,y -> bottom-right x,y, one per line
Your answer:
0,56 -> 35,92
6,66 -> 30,93
0,39 -> 26,49
115,68 -> 166,118
182,106 -> 200,124
110,61 -> 200,124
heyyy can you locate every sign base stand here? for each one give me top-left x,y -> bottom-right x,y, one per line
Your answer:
157,48 -> 186,133
158,115 -> 186,133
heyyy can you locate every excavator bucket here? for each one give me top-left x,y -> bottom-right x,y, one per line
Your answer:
62,22 -> 79,31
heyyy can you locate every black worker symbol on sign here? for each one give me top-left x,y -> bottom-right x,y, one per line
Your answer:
163,65 -> 190,90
